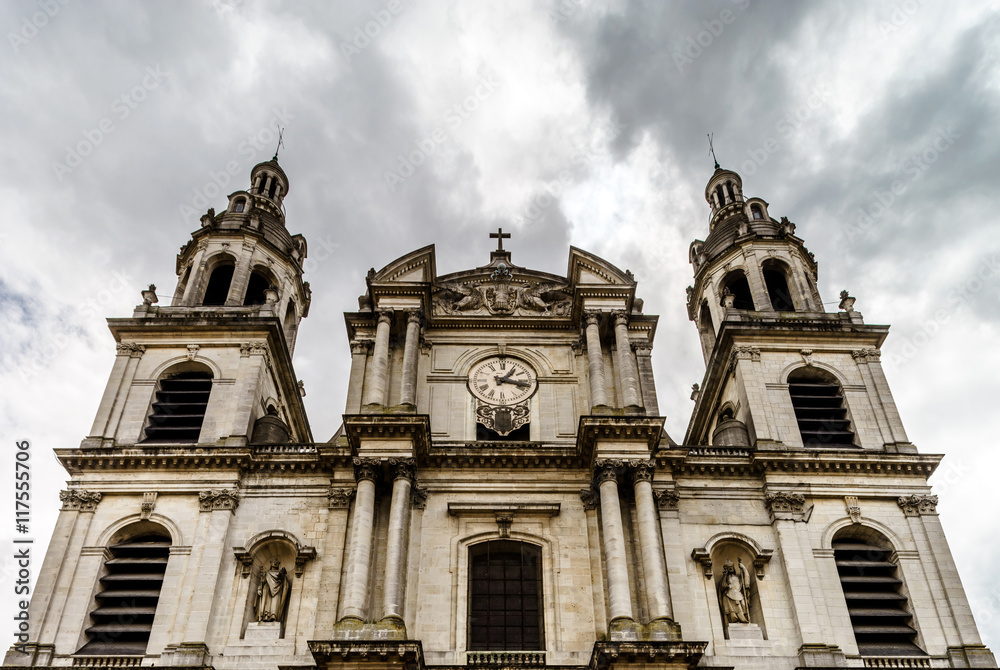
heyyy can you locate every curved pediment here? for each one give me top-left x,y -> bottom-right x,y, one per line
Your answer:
369,245 -> 436,285
567,246 -> 636,286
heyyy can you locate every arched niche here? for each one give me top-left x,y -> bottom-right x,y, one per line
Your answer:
232,530 -> 316,639
692,533 -> 773,640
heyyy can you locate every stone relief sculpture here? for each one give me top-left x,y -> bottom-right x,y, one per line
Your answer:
718,558 -> 752,624
255,558 -> 291,623
433,278 -> 571,317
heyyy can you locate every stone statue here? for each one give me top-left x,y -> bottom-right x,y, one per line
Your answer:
718,558 -> 752,624
255,559 -> 290,623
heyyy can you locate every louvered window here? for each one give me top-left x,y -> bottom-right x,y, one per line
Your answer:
142,372 -> 212,443
468,541 -> 544,651
78,533 -> 170,656
788,372 -> 855,447
833,539 -> 923,656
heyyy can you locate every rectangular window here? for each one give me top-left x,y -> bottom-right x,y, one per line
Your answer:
468,540 -> 544,651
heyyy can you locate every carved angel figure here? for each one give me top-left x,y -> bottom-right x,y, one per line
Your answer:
435,283 -> 483,313
718,558 -> 751,624
518,282 -> 571,314
255,559 -> 290,623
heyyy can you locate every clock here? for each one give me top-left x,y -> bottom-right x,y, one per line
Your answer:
467,356 -> 538,406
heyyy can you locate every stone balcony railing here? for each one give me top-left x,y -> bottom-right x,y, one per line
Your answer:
466,651 -> 546,667
71,657 -> 144,668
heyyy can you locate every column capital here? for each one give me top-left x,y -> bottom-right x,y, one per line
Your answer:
611,310 -> 629,326
852,348 -> 881,362
653,488 -> 679,509
375,308 -> 394,325
595,458 -> 623,484
198,488 -> 240,513
631,342 -> 652,355
584,311 -> 602,326
628,459 -> 655,483
406,310 -> 423,324
579,488 -> 599,510
59,489 -> 102,512
388,457 -> 415,481
350,340 -> 373,355
328,487 -> 356,509
353,457 -> 381,482
764,491 -> 807,522
116,342 -> 146,358
897,494 -> 938,516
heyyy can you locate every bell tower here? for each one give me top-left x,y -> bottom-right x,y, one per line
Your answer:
83,156 -> 312,450
684,165 -> 912,453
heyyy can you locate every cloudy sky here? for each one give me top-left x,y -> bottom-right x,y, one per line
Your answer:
2,0 -> 998,653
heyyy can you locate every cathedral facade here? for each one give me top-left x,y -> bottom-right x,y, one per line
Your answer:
4,158 -> 994,670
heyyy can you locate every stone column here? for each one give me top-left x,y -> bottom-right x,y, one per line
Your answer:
346,341 -> 371,414
341,458 -> 380,620
584,312 -> 609,409
181,490 -> 239,661
180,241 -> 209,305
399,311 -> 422,408
612,311 -> 642,410
633,344 -> 659,416
226,242 -> 255,306
363,309 -> 393,408
382,459 -> 414,622
630,461 -> 671,621
596,460 -> 634,623
88,343 -> 144,443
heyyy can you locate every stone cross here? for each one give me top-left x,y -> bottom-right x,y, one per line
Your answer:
490,227 -> 511,252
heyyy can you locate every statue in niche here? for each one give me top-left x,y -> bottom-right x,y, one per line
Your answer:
255,558 -> 290,623
718,558 -> 752,624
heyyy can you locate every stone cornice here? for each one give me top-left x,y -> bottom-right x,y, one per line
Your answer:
342,415 -> 432,462
55,444 -> 354,475
656,447 -> 941,480
587,641 -> 707,670
308,640 -> 424,669
578,416 -> 666,465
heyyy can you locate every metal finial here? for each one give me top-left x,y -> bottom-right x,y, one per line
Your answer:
708,133 -> 719,169
273,127 -> 285,161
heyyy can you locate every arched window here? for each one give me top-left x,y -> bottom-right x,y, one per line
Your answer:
833,530 -> 922,656
724,181 -> 735,202
77,527 -> 171,655
267,178 -> 278,198
721,272 -> 755,310
469,540 -> 544,651
244,270 -> 272,306
202,260 -> 235,306
716,184 -> 726,206
233,197 -> 246,213
787,368 -> 855,447
142,369 -> 212,443
750,204 -> 763,220
763,263 -> 795,311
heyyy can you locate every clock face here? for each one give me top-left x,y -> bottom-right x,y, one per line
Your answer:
468,357 -> 538,406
